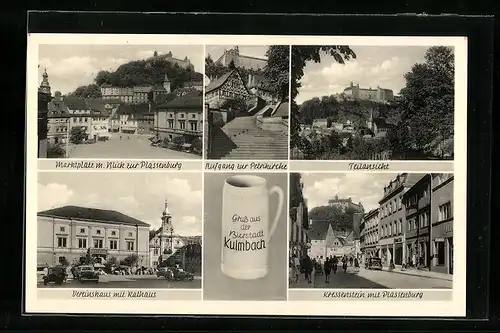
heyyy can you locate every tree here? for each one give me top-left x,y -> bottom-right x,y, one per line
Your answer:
228,59 -> 236,70
105,256 -> 119,273
123,253 -> 139,267
70,84 -> 102,98
290,46 -> 357,151
263,45 -> 290,102
399,46 -> 454,154
70,127 -> 86,144
308,205 -> 356,231
153,50 -> 158,57
220,97 -> 248,116
191,137 -> 202,154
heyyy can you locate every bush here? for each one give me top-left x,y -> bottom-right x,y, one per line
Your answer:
47,144 -> 66,158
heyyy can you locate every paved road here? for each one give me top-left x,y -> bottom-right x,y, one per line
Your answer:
290,267 -> 452,289
38,274 -> 201,289
68,134 -> 199,159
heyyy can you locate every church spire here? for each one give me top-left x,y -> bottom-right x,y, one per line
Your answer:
39,68 -> 51,95
162,199 -> 171,217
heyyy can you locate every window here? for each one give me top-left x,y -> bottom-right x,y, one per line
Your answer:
57,237 -> 67,248
154,248 -> 158,255
78,238 -> 87,249
439,202 -> 452,221
59,226 -> 65,232
111,231 -> 116,236
167,119 -> 174,128
191,114 -> 196,118
80,228 -> 85,234
190,122 -> 197,131
128,232 -> 133,237
179,120 -> 186,130
93,239 -> 103,248
96,229 -> 101,235
109,240 -> 118,250
127,241 -> 135,251
408,220 -> 412,231
437,241 -> 445,265
180,114 -> 185,118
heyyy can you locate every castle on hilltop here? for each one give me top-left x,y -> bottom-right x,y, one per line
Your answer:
151,51 -> 195,71
214,46 -> 268,71
342,82 -> 394,102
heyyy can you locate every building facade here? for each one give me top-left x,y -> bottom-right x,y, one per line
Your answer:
343,82 -> 394,102
289,173 -> 310,259
378,173 -> 423,267
215,46 -> 268,71
430,173 -> 454,274
37,206 -> 150,267
148,200 -> 202,268
46,92 -> 70,145
38,70 -> 52,157
100,75 -> 170,104
154,51 -> 195,71
65,97 -> 92,141
204,69 -> 251,108
360,208 -> 381,261
307,221 -> 334,260
155,91 -> 203,144
402,174 -> 432,269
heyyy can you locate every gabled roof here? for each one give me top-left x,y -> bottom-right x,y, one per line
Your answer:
64,97 -> 90,110
48,99 -> 70,118
158,91 -> 202,109
306,220 -> 332,240
38,205 -> 150,227
205,69 -> 248,94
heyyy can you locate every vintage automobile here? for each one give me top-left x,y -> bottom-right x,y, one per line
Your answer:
164,266 -> 195,281
43,266 -> 68,285
77,265 -> 100,283
156,267 -> 169,278
365,257 -> 383,270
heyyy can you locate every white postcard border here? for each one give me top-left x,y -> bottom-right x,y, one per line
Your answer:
26,33 -> 467,317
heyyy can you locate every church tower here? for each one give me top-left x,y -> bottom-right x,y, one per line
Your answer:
160,199 -> 174,254
39,68 -> 51,95
163,73 -> 171,93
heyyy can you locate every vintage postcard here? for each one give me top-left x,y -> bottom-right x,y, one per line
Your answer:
26,33 -> 466,317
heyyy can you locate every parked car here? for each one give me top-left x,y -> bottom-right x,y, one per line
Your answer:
365,257 -> 383,270
156,267 -> 169,278
43,266 -> 68,285
164,267 -> 195,281
77,265 -> 99,283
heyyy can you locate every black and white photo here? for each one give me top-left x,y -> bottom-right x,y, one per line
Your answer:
37,172 -> 202,289
289,172 -> 453,289
290,45 -> 455,160
204,45 -> 290,160
37,45 -> 204,159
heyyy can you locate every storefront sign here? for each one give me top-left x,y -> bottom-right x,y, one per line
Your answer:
89,248 -> 108,256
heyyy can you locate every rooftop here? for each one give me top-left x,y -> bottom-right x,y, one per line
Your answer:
38,205 -> 150,227
158,91 -> 202,109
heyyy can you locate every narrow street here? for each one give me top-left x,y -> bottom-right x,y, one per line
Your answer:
290,266 -> 452,289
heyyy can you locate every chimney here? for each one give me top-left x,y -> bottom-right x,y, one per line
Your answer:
350,81 -> 353,87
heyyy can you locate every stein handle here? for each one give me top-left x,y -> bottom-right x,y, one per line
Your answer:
268,186 -> 284,240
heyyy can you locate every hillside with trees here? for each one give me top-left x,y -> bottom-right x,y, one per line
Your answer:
308,205 -> 358,232
69,57 -> 202,98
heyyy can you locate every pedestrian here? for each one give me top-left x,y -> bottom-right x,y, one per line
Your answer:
349,257 -> 353,267
324,257 -> 331,284
291,254 -> 300,283
354,257 -> 360,273
389,259 -> 395,272
342,257 -> 348,273
302,254 -> 313,284
332,256 -> 338,274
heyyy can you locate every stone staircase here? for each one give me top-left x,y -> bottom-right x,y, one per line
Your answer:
210,116 -> 288,160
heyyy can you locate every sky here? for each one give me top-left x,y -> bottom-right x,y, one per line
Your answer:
296,45 -> 441,104
38,172 -> 202,236
300,173 -> 400,213
205,45 -> 269,62
38,45 -> 204,95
